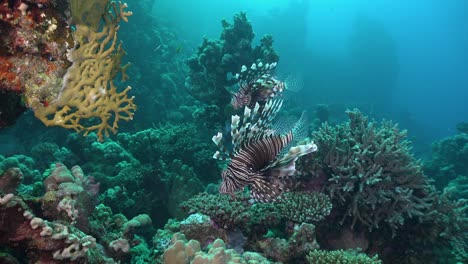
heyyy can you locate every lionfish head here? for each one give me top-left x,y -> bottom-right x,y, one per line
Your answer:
231,92 -> 251,110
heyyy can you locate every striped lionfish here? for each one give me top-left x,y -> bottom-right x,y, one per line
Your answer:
212,99 -> 318,202
231,61 -> 286,110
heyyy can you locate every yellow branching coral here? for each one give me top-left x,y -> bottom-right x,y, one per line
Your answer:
31,1 -> 136,141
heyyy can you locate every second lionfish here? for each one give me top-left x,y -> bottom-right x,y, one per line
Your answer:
231,62 -> 285,110
212,99 -> 317,202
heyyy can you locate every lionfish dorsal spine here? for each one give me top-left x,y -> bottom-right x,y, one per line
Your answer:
236,61 -> 277,85
212,132 -> 231,160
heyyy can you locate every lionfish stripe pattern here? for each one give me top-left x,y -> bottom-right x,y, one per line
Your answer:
231,61 -> 286,109
213,99 -> 318,202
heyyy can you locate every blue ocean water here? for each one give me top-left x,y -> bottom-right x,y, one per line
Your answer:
156,0 -> 468,145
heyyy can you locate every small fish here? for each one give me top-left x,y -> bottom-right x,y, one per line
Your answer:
231,62 -> 285,110
175,44 -> 183,54
213,99 -> 317,202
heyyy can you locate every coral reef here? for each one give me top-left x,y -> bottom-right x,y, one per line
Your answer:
185,12 -> 279,128
256,223 -> 319,263
0,0 -> 136,140
0,165 -> 109,262
309,109 -> 435,232
424,123 -> 468,188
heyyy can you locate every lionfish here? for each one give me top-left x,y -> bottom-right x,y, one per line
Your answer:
231,61 -> 287,110
212,99 -> 318,202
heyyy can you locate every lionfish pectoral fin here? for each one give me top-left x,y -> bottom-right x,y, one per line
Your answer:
269,158 -> 297,178
249,174 -> 293,202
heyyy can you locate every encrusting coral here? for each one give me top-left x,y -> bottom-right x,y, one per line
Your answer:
163,233 -> 271,264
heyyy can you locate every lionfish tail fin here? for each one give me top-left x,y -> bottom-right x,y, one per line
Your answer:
284,72 -> 304,92
292,111 -> 309,141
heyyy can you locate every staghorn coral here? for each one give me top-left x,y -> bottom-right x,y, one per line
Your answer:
310,109 -> 435,232
31,0 -> 136,141
306,249 -> 382,264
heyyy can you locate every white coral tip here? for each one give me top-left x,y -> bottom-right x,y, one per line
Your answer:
213,151 -> 221,160
243,107 -> 251,119
258,62 -> 263,67
231,115 -> 240,129
241,65 -> 247,72
212,132 -> 223,145
251,63 -> 256,70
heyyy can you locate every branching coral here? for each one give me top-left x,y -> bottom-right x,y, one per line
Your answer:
180,192 -> 251,230
311,109 -> 435,232
278,191 -> 332,224
306,249 -> 382,264
31,0 -> 136,141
